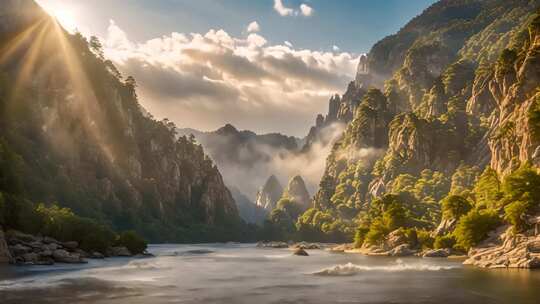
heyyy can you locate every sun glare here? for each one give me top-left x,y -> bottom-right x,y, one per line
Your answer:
37,1 -> 79,33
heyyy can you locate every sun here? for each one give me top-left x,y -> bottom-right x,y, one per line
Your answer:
36,1 -> 79,33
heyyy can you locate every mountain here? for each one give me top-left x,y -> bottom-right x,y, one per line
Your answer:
0,0 -> 248,243
293,0 -> 540,261
177,124 -> 304,223
255,175 -> 284,211
229,186 -> 266,225
281,175 -> 311,210
177,124 -> 301,197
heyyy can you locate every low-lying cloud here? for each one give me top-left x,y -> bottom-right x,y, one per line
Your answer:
102,20 -> 358,136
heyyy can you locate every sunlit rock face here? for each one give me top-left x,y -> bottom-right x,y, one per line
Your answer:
255,175 -> 283,211
0,0 -> 241,242
282,175 -> 311,210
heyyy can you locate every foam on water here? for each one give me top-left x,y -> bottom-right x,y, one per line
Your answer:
313,260 -> 460,276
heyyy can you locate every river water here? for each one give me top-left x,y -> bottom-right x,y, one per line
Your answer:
1,243 -> 539,303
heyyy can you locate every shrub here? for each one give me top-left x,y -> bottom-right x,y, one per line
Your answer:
36,204 -> 116,253
353,226 -> 370,248
441,195 -> 472,219
473,167 -> 502,209
434,234 -> 456,249
416,229 -> 434,249
454,209 -> 499,250
115,231 -> 147,254
504,199 -> 530,232
365,218 -> 387,245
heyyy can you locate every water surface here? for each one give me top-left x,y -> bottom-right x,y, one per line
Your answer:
1,243 -> 539,303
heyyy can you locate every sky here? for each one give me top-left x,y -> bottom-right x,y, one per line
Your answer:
36,0 -> 436,136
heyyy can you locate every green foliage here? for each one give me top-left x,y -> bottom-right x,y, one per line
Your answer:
450,165 -> 480,196
499,165 -> 540,231
495,48 -> 517,77
454,209 -> 499,250
441,195 -> 472,220
353,226 -> 370,248
276,198 -> 303,220
295,207 -> 355,243
473,167 -> 502,209
416,229 -> 434,249
36,204 -> 117,253
115,231 -> 147,254
365,218 -> 388,245
504,199 -> 530,232
528,93 -> 540,142
501,164 -> 540,204
434,234 -> 456,249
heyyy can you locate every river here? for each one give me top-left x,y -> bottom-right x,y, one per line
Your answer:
1,243 -> 540,303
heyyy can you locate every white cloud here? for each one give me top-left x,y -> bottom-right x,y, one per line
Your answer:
246,21 -> 260,33
274,1 -> 314,18
102,20 -> 359,135
300,4 -> 314,16
332,45 -> 340,52
273,0 -> 294,16
284,41 -> 293,48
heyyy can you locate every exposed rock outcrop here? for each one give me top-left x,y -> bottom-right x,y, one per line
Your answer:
255,175 -> 283,211
3,230 -> 143,265
464,226 -> 540,269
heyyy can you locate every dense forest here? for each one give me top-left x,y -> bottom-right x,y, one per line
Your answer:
263,0 -> 540,258
0,0 -> 255,253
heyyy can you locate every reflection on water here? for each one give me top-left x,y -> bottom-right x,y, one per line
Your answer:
1,243 -> 540,304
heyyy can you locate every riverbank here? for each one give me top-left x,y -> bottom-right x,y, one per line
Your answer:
0,229 -> 151,266
322,226 -> 540,270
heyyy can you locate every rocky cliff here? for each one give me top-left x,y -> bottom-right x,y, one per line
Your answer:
255,175 -> 284,211
301,0 -> 540,248
0,0 -> 244,242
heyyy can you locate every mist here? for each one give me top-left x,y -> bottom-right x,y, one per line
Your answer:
186,122 -> 346,201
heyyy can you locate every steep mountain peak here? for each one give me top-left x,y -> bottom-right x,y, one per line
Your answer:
255,175 -> 284,211
215,123 -> 239,135
282,175 -> 311,209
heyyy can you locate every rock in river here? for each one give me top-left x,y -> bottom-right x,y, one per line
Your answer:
293,248 -> 309,256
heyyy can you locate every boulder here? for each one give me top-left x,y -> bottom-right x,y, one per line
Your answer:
42,236 -> 60,244
9,243 -> 32,255
43,243 -> 60,251
52,249 -> 86,263
62,241 -> 79,250
385,230 -> 408,249
6,230 -> 38,243
39,250 -> 53,258
293,248 -> 309,256
389,244 -> 415,257
21,252 -> 38,264
109,246 -> 132,257
423,248 -> 451,258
